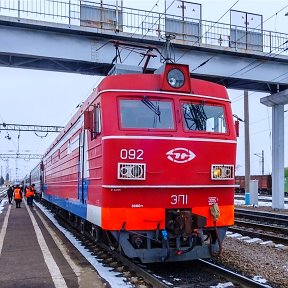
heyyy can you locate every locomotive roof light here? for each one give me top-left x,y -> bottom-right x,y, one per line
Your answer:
167,68 -> 185,88
155,63 -> 191,93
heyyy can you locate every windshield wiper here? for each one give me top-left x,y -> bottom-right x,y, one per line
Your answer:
141,96 -> 161,127
184,101 -> 207,131
141,96 -> 161,116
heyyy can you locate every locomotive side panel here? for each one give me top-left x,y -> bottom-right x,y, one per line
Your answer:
30,162 -> 43,199
43,118 -> 89,218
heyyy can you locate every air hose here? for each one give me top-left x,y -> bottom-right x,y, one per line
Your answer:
209,203 -> 222,257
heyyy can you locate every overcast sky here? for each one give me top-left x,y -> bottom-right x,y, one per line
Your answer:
0,0 -> 288,181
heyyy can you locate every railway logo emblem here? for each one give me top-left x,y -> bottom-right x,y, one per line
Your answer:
166,148 -> 196,163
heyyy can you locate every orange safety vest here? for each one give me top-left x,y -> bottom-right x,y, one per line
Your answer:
26,187 -> 35,197
26,187 -> 31,197
30,187 -> 35,197
14,188 -> 22,200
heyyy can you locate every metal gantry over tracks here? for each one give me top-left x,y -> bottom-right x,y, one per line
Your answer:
0,123 -> 63,133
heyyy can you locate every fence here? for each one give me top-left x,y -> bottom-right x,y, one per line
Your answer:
0,0 -> 287,55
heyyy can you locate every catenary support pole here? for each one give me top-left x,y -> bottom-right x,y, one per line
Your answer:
244,90 -> 251,204
272,105 -> 285,209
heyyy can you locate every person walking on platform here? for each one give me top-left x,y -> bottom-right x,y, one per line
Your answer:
7,184 -> 13,204
13,184 -> 23,208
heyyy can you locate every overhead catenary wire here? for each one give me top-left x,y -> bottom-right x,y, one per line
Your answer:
219,41 -> 288,86
122,0 -> 177,64
184,2 -> 288,77
213,2 -> 288,86
176,0 -> 240,64
231,66 -> 288,105
128,0 -> 161,38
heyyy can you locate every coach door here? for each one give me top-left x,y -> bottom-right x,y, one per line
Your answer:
78,130 -> 88,205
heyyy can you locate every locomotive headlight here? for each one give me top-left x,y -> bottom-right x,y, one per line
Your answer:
118,163 -> 146,180
213,168 -> 222,178
120,166 -> 129,176
211,165 -> 234,180
167,68 -> 185,88
131,165 -> 143,178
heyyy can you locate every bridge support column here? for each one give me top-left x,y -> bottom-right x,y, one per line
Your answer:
271,105 -> 284,209
260,89 -> 288,210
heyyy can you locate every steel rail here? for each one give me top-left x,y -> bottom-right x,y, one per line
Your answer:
230,225 -> 288,246
42,200 -> 170,288
36,199 -> 279,287
235,219 -> 288,234
235,208 -> 288,221
199,259 -> 270,288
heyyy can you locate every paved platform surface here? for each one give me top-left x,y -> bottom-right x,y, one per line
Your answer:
0,198 -> 105,288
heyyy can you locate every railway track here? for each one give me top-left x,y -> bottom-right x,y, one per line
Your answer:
234,195 -> 288,204
37,201 -> 271,287
231,208 -> 288,245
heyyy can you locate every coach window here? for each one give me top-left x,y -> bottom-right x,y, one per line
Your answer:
92,104 -> 101,139
120,98 -> 174,129
182,102 -> 227,133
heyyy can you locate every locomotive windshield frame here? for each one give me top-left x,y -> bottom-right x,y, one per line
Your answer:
119,97 -> 175,130
181,101 -> 227,133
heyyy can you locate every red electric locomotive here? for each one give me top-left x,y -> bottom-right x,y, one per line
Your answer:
41,62 -> 237,263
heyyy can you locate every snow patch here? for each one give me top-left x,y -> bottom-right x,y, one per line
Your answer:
210,282 -> 234,288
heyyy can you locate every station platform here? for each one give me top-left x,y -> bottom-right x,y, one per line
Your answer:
0,198 -> 105,288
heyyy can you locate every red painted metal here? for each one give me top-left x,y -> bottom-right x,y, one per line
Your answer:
41,62 -> 237,262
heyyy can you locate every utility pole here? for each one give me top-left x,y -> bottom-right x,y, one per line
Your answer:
254,150 -> 264,175
244,90 -> 251,204
254,150 -> 264,191
261,150 -> 264,175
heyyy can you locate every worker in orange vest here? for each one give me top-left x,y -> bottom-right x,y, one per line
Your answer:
27,184 -> 36,207
13,184 -> 23,208
25,186 -> 31,205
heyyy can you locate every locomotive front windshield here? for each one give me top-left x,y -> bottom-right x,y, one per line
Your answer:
182,102 -> 227,133
120,98 -> 174,129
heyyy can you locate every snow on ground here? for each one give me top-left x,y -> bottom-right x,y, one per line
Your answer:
234,198 -> 288,209
1,196 -> 286,287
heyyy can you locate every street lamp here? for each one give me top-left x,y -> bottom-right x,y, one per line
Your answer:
254,150 -> 264,175
254,150 -> 264,192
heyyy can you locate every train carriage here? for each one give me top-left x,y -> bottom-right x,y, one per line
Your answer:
41,62 -> 237,263
30,162 -> 44,200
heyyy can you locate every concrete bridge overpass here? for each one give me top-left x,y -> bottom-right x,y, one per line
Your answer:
0,0 -> 287,93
